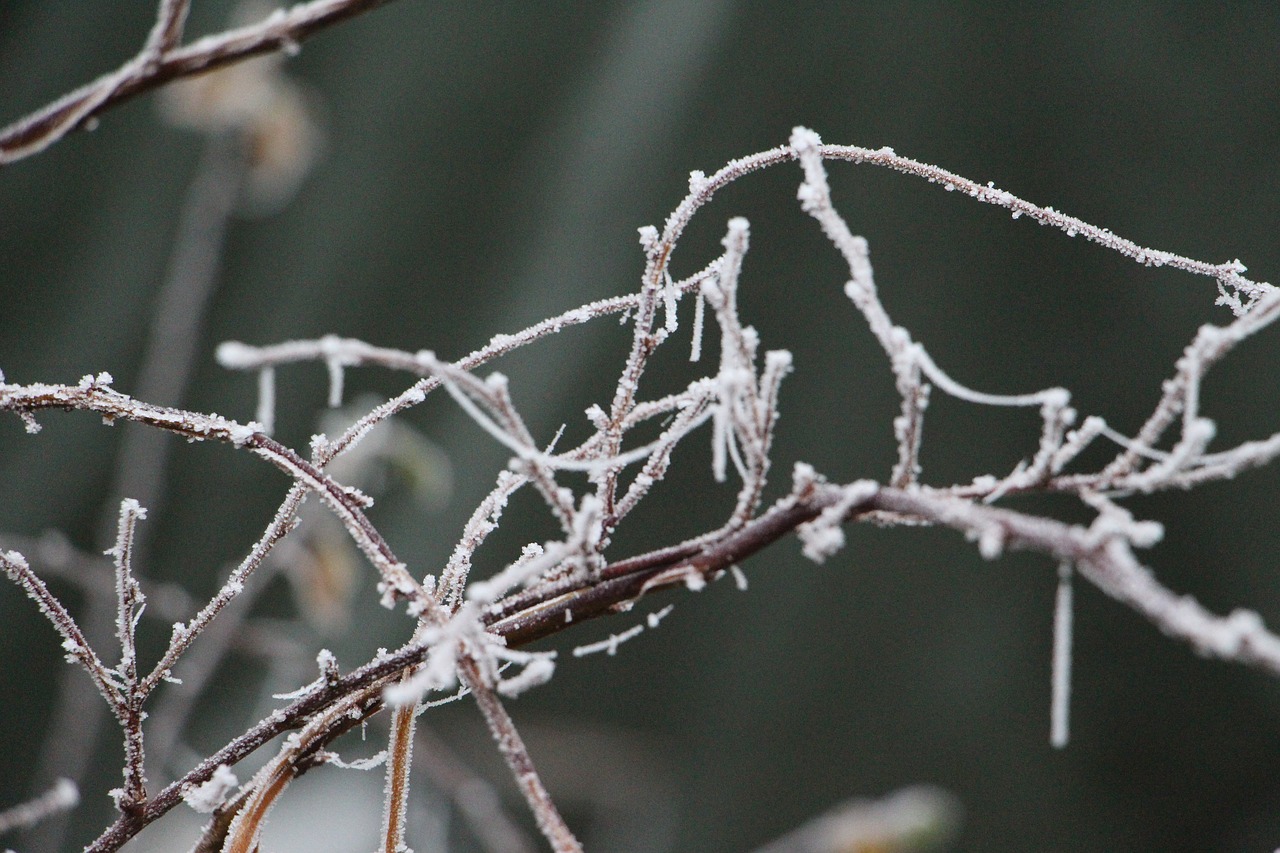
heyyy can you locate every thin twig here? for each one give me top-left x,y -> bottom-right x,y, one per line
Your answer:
458,657 -> 583,853
107,499 -> 149,809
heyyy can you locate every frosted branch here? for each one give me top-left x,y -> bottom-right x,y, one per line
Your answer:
9,128 -> 1280,853
379,702 -> 415,853
460,656 -> 582,853
106,499 -> 147,684
105,499 -> 149,808
0,550 -> 121,714
439,471 -> 527,608
0,0 -> 400,164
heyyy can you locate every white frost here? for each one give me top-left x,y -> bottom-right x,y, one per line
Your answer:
183,764 -> 239,813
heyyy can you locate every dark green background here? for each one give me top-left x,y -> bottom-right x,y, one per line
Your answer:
2,3 -> 1280,851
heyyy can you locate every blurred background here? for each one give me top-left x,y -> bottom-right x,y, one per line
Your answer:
2,3 -> 1280,851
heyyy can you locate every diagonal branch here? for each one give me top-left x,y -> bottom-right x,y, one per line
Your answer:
0,0 -> 400,165
0,550 -> 123,715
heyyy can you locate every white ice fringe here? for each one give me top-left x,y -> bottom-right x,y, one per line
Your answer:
182,765 -> 238,814
798,481 -> 879,563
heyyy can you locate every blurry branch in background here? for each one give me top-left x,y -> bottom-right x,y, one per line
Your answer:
4,31 -> 1280,848
411,722 -> 540,853
0,780 -> 80,838
0,0 -> 387,165
748,786 -> 960,853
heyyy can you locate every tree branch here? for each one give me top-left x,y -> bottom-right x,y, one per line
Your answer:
0,0 -> 399,165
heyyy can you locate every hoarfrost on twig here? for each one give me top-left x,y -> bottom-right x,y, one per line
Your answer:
7,122 -> 1280,853
181,764 -> 238,814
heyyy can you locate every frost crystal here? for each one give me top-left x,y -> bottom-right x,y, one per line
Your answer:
496,652 -> 556,696
183,765 -> 238,813
798,480 -> 878,563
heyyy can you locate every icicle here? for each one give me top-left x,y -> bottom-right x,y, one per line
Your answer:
326,357 -> 344,408
256,366 -> 276,435
689,290 -> 706,362
1050,562 -> 1074,749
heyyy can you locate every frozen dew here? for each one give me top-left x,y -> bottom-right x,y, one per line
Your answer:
977,525 -> 1006,559
646,604 -> 675,628
182,765 -> 239,814
496,652 -> 556,697
572,624 -> 645,658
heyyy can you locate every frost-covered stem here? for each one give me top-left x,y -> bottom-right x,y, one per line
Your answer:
1,376 -> 424,613
222,683 -> 384,853
0,550 -> 121,714
220,764 -> 295,853
146,0 -> 191,54
733,347 -> 789,521
489,486 -> 845,646
492,480 -> 1280,681
216,260 -> 722,469
106,499 -> 148,808
86,647 -> 421,852
380,701 -> 416,853
117,703 -> 148,812
595,229 -> 676,519
1162,429 -> 1280,488
143,484 -> 305,694
610,382 -> 717,523
1078,540 -> 1280,673
891,377 -> 929,488
793,129 -> 898,356
0,0 -> 400,164
416,353 -> 576,532
816,133 -> 1073,486
1026,397 -> 1076,485
459,656 -> 582,853
1103,291 -> 1280,483
600,317 -> 662,513
639,133 -> 1271,333
108,500 -> 146,691
440,471 -> 527,609
245,434 -> 438,612
0,375 -> 260,444
216,263 -> 725,382
702,218 -> 786,526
